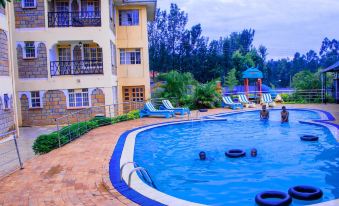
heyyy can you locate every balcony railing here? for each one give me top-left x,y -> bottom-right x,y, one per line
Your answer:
50,60 -> 103,76
48,11 -> 101,27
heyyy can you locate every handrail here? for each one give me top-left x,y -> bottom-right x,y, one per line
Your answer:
128,167 -> 157,189
120,161 -> 139,180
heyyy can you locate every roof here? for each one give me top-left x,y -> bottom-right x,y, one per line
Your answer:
321,61 -> 339,73
116,0 -> 157,21
242,66 -> 263,79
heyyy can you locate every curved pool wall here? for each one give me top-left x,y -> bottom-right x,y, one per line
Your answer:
109,109 -> 339,206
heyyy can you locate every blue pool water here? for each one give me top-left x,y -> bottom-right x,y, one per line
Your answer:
134,110 -> 339,205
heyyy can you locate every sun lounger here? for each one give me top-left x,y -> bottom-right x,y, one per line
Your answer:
140,102 -> 175,118
160,100 -> 190,116
222,96 -> 243,110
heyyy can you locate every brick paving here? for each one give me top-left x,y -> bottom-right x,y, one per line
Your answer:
0,104 -> 338,206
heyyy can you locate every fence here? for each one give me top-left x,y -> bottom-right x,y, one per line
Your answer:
54,101 -> 144,147
0,131 -> 23,179
224,89 -> 334,104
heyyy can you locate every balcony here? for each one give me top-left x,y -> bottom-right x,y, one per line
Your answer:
50,60 -> 103,77
48,11 -> 101,27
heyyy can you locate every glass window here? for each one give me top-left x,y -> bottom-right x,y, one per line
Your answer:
24,42 -> 36,58
22,0 -> 36,8
68,89 -> 89,108
31,91 -> 41,108
119,10 -> 139,26
120,49 -> 141,65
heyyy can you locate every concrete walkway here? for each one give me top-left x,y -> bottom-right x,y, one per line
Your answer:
0,104 -> 338,206
0,126 -> 56,179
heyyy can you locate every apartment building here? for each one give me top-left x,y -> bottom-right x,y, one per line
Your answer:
6,0 -> 156,126
0,6 -> 17,134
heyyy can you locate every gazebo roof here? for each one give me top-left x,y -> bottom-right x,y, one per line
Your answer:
321,61 -> 339,73
242,66 -> 263,79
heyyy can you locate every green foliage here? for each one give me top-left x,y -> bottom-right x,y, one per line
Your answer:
0,0 -> 11,9
292,70 -> 321,90
32,110 -> 140,155
149,4 -> 338,87
225,68 -> 239,91
32,133 -> 68,155
160,70 -> 196,104
193,81 -> 221,109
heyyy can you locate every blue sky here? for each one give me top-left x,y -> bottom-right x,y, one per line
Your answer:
157,0 -> 339,59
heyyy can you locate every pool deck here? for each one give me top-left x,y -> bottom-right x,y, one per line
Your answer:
0,104 -> 338,206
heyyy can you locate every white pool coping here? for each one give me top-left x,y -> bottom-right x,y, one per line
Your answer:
119,110 -> 339,206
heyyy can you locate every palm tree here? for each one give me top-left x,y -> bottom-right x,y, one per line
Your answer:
0,0 -> 11,9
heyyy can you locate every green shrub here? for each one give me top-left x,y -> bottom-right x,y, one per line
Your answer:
32,110 -> 141,155
33,133 -> 68,155
90,116 -> 112,126
193,81 -> 221,109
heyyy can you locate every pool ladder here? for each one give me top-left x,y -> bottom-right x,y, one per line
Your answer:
120,162 -> 157,189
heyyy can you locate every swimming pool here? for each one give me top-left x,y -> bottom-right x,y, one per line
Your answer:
112,109 -> 339,206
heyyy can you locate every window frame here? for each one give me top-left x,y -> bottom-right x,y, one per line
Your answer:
119,9 -> 139,26
21,0 -> 37,9
120,48 -> 141,65
30,91 -> 42,108
67,89 -> 90,108
23,41 -> 37,59
3,94 -> 10,110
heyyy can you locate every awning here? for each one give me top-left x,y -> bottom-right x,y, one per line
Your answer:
321,61 -> 339,73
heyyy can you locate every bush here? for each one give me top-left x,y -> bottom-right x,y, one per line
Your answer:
193,81 -> 221,109
90,116 -> 112,126
33,110 -> 141,155
33,133 -> 68,155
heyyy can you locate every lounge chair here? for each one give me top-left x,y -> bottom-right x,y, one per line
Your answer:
140,102 -> 175,118
222,96 -> 243,110
160,100 -> 190,116
238,94 -> 256,108
261,93 -> 276,107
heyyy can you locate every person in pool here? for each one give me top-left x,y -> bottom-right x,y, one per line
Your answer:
260,105 -> 269,120
251,148 -> 257,157
199,151 -> 206,160
281,106 -> 289,122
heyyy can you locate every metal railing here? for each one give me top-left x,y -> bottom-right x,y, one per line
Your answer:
50,60 -> 103,76
48,11 -> 101,27
0,131 -> 23,179
55,101 -> 144,147
223,89 -> 334,104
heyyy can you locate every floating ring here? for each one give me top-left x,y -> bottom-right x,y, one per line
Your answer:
288,185 -> 323,200
225,149 -> 246,158
255,191 -> 292,206
300,135 -> 319,141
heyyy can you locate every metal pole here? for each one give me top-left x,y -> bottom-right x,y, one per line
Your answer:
13,134 -> 23,169
56,118 -> 61,147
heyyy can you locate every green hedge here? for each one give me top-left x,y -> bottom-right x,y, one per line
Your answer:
32,110 -> 140,155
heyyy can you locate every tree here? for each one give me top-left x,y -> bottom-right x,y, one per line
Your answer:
292,70 -> 321,90
225,68 -> 239,91
0,0 -> 10,8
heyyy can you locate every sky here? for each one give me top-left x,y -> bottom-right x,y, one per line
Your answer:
157,0 -> 339,60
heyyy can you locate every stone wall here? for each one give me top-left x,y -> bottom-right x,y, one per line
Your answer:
14,0 -> 45,28
17,43 -> 48,78
0,30 -> 9,76
0,95 -> 15,135
21,89 -> 106,126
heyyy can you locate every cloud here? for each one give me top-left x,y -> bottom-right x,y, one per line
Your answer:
157,0 -> 339,59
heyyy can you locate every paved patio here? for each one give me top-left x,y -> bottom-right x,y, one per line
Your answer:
0,104 -> 338,206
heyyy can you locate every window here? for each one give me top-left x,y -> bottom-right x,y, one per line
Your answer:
86,0 -> 100,14
110,42 -> 117,73
68,89 -> 89,108
22,0 -> 36,8
120,49 -> 141,64
31,91 -> 41,108
119,10 -> 139,26
24,42 -> 36,59
3,94 -> 9,109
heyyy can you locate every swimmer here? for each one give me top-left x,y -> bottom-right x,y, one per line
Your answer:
199,151 -> 206,160
281,106 -> 289,122
251,148 -> 257,157
260,105 -> 269,120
